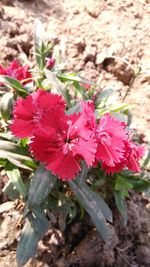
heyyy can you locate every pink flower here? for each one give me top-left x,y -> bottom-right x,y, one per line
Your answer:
82,83 -> 91,90
46,58 -> 55,69
95,114 -> 128,168
10,90 -> 65,138
126,141 -> 145,172
81,101 -> 96,130
0,60 -> 32,85
101,140 -> 145,174
30,109 -> 97,180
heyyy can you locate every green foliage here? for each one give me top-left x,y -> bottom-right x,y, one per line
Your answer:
0,76 -> 28,96
0,92 -> 14,120
17,212 -> 49,267
27,165 -> 56,209
69,165 -> 112,241
5,163 -> 26,199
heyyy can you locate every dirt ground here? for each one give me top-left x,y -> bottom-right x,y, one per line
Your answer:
0,0 -> 150,267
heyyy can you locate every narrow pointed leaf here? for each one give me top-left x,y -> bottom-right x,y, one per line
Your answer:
17,210 -> 50,266
58,73 -> 94,85
0,92 -> 14,120
5,163 -> 26,198
2,181 -> 20,200
34,18 -> 45,50
1,75 -> 28,95
16,219 -> 39,267
114,191 -> 127,226
28,210 -> 50,237
69,180 -> 111,241
27,165 -> 56,209
44,69 -> 65,95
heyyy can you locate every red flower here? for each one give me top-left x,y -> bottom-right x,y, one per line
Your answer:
95,114 -> 128,168
10,90 -> 65,138
81,101 -> 96,130
125,141 -> 145,172
0,59 -> 32,85
101,139 -> 145,174
30,109 -> 97,180
82,83 -> 91,90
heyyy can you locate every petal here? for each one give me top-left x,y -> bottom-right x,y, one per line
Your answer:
10,119 -> 34,138
96,142 -> 124,166
36,90 -> 65,110
72,136 -> 97,166
101,161 -> 125,174
46,150 -> 81,180
13,96 -> 36,120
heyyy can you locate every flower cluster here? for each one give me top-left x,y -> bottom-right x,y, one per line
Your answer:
10,90 -> 144,180
0,59 -> 31,85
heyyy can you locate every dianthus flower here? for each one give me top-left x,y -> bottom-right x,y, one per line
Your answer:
30,108 -> 97,180
81,101 -> 144,173
101,140 -> 144,174
0,59 -> 31,85
81,102 -> 127,169
10,90 -> 65,138
95,114 -> 128,168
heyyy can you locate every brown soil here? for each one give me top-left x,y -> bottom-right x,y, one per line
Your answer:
0,0 -> 150,267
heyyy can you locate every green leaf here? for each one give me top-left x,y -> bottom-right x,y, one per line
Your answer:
0,132 -> 15,141
0,140 -> 20,152
123,174 -> 150,192
17,210 -> 50,266
7,156 -> 33,171
34,19 -> 45,68
1,76 -> 28,95
69,181 -> 110,241
28,209 -> 49,237
73,81 -> 89,100
27,165 -> 56,209
5,163 -> 26,198
0,92 -> 14,120
95,89 -> 113,106
69,167 -> 112,242
34,18 -> 45,52
0,141 -> 35,170
0,158 -> 6,167
115,176 -> 133,198
44,69 -> 65,95
114,191 -> 127,225
16,219 -> 39,266
98,103 -> 131,116
58,73 -> 94,85
142,143 -> 150,168
2,181 -> 20,200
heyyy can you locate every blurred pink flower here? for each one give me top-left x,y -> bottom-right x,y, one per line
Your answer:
0,59 -> 32,85
46,58 -> 55,69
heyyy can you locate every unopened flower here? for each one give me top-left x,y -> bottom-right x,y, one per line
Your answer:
10,89 -> 65,138
83,83 -> 91,89
0,59 -> 32,85
46,58 -> 55,69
